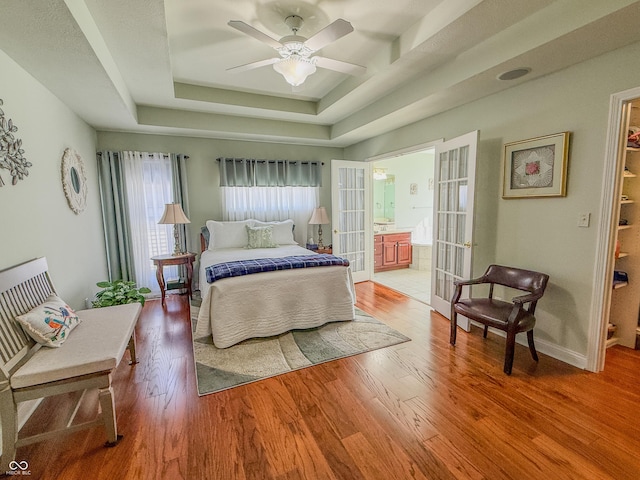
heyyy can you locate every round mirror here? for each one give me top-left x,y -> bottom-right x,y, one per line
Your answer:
70,166 -> 81,194
61,148 -> 87,214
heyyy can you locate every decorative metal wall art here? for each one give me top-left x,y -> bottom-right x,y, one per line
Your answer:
0,98 -> 31,186
61,148 -> 87,214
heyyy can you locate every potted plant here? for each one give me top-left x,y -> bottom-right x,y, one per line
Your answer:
92,280 -> 151,308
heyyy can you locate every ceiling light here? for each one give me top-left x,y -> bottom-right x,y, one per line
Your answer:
273,55 -> 317,86
497,68 -> 531,81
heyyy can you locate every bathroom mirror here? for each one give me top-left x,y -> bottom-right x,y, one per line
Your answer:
374,174 -> 395,222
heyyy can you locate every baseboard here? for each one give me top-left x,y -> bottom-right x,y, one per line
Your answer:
532,337 -> 587,370
479,324 -> 588,370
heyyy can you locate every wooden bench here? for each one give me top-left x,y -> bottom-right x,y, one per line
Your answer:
0,257 -> 141,472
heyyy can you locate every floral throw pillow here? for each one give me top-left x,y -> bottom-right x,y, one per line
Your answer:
16,294 -> 81,347
246,225 -> 279,248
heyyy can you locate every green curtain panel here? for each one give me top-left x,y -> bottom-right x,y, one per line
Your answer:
98,151 -> 190,284
218,158 -> 322,187
97,150 -> 135,282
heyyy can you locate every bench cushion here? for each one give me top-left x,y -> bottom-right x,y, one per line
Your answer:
10,303 -> 141,389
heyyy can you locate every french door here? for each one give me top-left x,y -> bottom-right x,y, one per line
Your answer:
430,131 -> 479,329
331,160 -> 372,283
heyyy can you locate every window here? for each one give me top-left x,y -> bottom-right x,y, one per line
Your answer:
218,158 -> 322,245
122,151 -> 177,293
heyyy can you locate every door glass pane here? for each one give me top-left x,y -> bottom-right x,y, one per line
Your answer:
458,181 -> 468,212
456,214 -> 465,244
448,181 -> 457,211
446,213 -> 455,242
439,182 -> 448,210
439,152 -> 449,181
450,149 -> 459,180
438,213 -> 446,239
455,246 -> 464,277
443,273 -> 453,301
459,146 -> 468,177
437,242 -> 445,269
445,244 -> 453,271
435,270 -> 445,297
337,166 -> 365,273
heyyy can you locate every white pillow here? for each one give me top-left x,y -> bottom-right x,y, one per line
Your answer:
253,219 -> 297,245
15,294 -> 81,347
206,219 -> 255,250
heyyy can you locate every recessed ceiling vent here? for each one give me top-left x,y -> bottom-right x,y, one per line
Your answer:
497,68 -> 531,81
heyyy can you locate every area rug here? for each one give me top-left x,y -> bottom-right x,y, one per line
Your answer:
191,306 -> 410,395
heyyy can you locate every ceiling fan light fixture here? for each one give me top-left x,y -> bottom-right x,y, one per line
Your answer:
273,55 -> 317,86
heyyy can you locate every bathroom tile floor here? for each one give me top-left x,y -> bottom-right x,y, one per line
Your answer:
373,268 -> 431,305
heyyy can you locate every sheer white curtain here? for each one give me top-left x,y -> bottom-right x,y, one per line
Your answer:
221,186 -> 319,245
122,151 -> 176,294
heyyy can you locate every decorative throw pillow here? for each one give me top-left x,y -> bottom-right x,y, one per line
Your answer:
15,294 -> 81,347
246,225 -> 279,248
253,219 -> 297,244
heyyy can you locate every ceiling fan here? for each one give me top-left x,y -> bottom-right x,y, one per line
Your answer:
227,15 -> 366,87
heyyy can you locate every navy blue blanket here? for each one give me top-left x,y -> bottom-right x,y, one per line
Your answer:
206,254 -> 350,284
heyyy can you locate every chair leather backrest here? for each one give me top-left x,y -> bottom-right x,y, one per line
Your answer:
484,264 -> 549,294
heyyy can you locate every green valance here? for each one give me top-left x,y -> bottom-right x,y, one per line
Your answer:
218,158 -> 322,187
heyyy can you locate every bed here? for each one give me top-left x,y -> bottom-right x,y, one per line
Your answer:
194,219 -> 356,348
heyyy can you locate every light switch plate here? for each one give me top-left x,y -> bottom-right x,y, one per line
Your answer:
578,213 -> 590,227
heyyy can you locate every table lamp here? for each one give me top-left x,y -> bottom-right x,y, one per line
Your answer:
309,207 -> 330,248
158,203 -> 191,255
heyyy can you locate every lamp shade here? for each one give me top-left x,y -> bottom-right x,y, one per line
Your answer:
309,207 -> 329,225
273,55 -> 317,86
158,203 -> 190,225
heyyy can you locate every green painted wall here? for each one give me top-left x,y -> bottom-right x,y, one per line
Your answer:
96,132 -> 344,253
346,40 -> 640,358
0,49 -> 105,309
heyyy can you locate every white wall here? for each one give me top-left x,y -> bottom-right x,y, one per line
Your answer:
96,132 -> 344,252
347,41 -> 640,362
0,49 -> 105,309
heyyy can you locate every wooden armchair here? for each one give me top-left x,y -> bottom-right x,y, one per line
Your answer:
450,264 -> 549,375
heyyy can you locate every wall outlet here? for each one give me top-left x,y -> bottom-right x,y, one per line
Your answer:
578,213 -> 590,227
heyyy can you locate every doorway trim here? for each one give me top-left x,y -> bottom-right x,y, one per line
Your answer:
589,85 -> 640,372
366,139 -> 444,163
365,139 -> 442,293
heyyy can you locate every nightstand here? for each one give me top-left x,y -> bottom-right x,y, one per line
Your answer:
152,252 -> 196,307
316,247 -> 332,254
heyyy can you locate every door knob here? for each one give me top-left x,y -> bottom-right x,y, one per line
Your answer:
463,241 -> 472,248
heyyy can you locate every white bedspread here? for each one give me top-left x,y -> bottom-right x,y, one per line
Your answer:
195,245 -> 356,348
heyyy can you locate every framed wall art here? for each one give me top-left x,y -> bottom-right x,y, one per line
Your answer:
502,131 -> 570,198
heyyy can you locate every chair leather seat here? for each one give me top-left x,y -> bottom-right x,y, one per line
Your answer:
454,298 -> 536,332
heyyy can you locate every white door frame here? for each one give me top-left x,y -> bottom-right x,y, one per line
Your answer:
366,140 -> 443,284
589,85 -> 640,372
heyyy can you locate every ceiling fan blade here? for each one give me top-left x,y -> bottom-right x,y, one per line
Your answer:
314,56 -> 366,76
227,57 -> 280,73
304,19 -> 354,52
228,20 -> 282,49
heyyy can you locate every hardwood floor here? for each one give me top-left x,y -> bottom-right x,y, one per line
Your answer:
14,282 -> 640,479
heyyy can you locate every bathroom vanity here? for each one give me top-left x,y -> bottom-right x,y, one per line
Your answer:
374,231 -> 412,272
